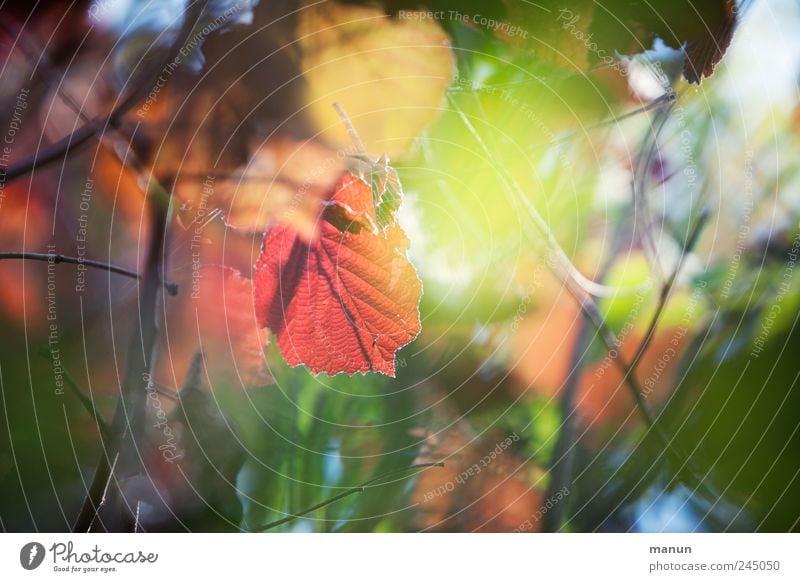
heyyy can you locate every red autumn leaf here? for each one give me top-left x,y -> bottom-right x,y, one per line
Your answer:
254,171 -> 421,377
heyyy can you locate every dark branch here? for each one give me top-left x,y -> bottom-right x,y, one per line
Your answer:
0,251 -> 178,296
1,0 -> 202,184
73,0 -> 208,532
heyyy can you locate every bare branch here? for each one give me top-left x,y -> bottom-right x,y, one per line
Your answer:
447,93 -> 645,299
81,453 -> 118,533
528,91 -> 676,153
1,0 -> 202,185
630,208 -> 711,373
446,92 -> 717,500
254,462 -> 444,532
73,0 -> 208,532
0,251 -> 178,296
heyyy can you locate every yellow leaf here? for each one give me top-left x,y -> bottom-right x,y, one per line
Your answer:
298,2 -> 454,157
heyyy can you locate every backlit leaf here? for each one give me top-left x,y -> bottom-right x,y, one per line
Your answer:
254,172 -> 422,376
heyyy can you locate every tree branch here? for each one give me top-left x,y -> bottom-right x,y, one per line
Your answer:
1,0 -> 201,185
254,462 -> 444,532
541,230 -> 632,532
72,0 -> 207,532
446,90 -> 718,512
0,251 -> 178,295
528,91 -> 676,153
446,93 -> 637,299
629,208 -> 710,372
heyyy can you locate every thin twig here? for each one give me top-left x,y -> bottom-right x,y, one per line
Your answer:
541,229 -> 632,532
632,97 -> 677,285
447,91 -> 659,425
0,251 -> 178,295
528,91 -> 676,153
153,381 -> 180,401
447,93 -> 633,300
73,1 -> 208,532
549,212 -> 714,518
0,18 -> 155,182
540,322 -> 594,532
444,92 -> 645,386
447,92 -> 717,497
77,182 -> 170,532
84,453 -> 119,533
629,208 -> 711,373
604,212 -> 715,494
1,0 -> 200,184
3,122 -> 99,183
254,462 -> 444,532
37,347 -> 111,440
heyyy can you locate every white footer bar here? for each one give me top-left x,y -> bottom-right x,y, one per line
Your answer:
1,533 -> 797,581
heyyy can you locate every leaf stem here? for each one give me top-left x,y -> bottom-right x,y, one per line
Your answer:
333,101 -> 369,156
